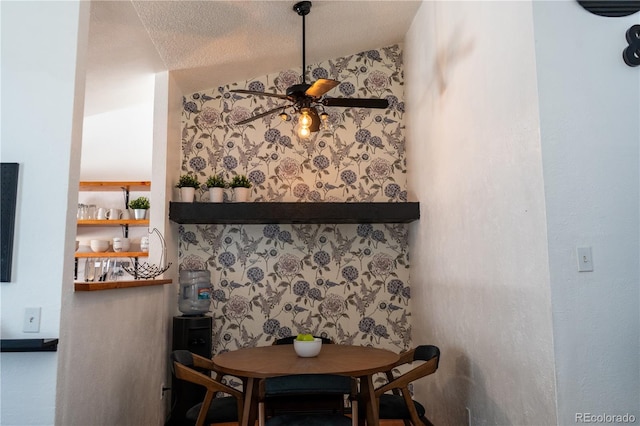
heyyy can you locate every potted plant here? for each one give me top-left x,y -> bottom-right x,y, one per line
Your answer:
230,174 -> 252,202
205,174 -> 226,203
128,196 -> 150,220
176,174 -> 200,203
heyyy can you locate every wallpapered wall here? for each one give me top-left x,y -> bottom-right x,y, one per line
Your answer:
178,44 -> 413,359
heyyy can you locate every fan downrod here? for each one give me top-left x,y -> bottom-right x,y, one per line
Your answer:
293,1 -> 311,16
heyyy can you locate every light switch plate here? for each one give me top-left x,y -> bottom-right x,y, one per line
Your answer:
23,307 -> 41,333
577,247 -> 594,272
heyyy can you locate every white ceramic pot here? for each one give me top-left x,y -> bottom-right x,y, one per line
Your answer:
133,209 -> 147,220
233,187 -> 251,202
180,187 -> 196,203
209,187 -> 224,203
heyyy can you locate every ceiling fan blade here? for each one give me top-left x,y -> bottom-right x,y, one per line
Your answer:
322,97 -> 389,109
235,105 -> 289,125
230,89 -> 290,101
305,79 -> 340,98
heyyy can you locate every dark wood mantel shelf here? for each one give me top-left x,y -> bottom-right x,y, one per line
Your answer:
169,202 -> 420,224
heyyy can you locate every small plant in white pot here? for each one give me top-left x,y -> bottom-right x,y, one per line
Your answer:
230,174 -> 252,202
205,174 -> 226,203
176,174 -> 200,203
128,196 -> 150,220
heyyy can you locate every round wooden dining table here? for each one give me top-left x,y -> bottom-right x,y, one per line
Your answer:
213,344 -> 400,426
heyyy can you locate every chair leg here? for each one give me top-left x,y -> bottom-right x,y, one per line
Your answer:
258,401 -> 265,426
401,388 -> 422,426
350,399 -> 358,426
196,391 -> 214,426
420,415 -> 434,426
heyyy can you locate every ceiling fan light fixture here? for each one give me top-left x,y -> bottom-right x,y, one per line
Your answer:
226,1 -> 389,128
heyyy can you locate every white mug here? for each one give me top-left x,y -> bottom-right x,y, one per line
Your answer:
112,237 -> 130,252
121,209 -> 131,220
140,236 -> 150,252
106,208 -> 122,220
96,207 -> 107,220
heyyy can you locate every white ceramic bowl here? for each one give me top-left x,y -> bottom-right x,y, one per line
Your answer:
293,338 -> 322,357
112,237 -> 130,252
90,239 -> 109,253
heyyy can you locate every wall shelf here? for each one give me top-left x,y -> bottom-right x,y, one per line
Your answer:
79,181 -> 150,192
169,202 -> 420,224
74,251 -> 149,258
77,219 -> 149,227
74,279 -> 172,292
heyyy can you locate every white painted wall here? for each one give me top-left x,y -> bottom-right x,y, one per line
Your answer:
406,0 -> 640,424
532,1 -> 640,423
81,97 -> 154,181
54,52 -> 183,426
55,78 -> 179,425
404,1 -> 557,424
0,1 -> 89,424
1,2 -> 179,425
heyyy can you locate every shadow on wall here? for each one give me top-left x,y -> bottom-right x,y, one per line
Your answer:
439,350 -> 510,426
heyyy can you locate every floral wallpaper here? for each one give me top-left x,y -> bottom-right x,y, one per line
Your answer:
178,44 -> 413,359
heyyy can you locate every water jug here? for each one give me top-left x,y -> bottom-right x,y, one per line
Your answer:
178,269 -> 212,315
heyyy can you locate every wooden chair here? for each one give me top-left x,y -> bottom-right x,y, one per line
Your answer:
259,336 -> 358,426
170,350 -> 244,426
372,345 -> 440,426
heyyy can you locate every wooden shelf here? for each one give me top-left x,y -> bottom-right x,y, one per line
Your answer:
74,279 -> 172,292
74,251 -> 149,258
79,181 -> 150,191
169,202 -> 420,224
77,219 -> 149,226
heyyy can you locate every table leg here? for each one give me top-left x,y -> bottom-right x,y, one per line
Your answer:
359,374 -> 379,425
241,377 -> 259,426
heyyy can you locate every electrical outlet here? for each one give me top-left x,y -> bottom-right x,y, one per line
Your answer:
23,307 -> 41,333
161,383 -> 170,400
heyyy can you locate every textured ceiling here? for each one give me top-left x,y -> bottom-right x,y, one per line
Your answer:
84,0 -> 421,116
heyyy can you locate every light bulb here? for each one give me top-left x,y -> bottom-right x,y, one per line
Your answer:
299,112 -> 312,127
298,126 -> 311,139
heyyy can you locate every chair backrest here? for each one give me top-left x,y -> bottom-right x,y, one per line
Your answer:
371,345 -> 440,426
413,345 -> 440,364
171,349 -> 195,371
260,336 -> 356,424
374,345 -> 440,397
272,335 -> 334,345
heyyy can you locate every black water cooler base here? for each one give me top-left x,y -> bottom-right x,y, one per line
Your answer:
167,315 -> 212,426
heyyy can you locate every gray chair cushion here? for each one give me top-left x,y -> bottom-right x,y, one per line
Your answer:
377,393 -> 426,419
185,395 -> 238,423
265,374 -> 352,395
265,413 -> 352,426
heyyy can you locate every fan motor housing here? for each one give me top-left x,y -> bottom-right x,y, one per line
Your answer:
286,83 -> 313,98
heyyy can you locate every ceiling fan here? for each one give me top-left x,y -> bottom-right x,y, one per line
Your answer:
230,1 -> 389,136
